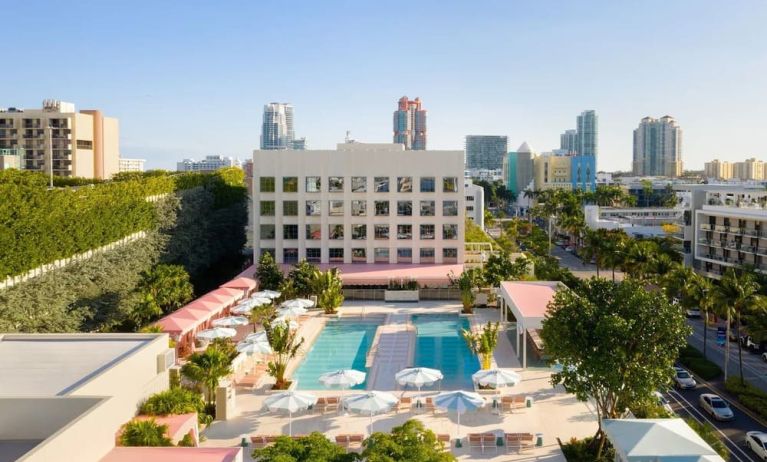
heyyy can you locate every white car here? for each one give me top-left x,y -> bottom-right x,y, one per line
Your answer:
762,352 -> 767,363
699,394 -> 734,421
746,432 -> 767,460
685,307 -> 701,318
673,367 -> 697,390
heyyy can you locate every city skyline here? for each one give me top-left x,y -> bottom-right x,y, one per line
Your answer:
3,1 -> 767,172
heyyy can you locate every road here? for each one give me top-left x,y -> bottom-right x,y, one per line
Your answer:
550,245 -> 625,281
687,318 -> 767,393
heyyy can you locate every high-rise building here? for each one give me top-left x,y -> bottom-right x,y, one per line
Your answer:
177,155 -> 239,172
261,103 -> 295,150
291,138 -> 307,150
576,111 -> 598,158
503,142 -> 535,195
633,116 -> 683,177
0,100 -> 120,179
118,158 -> 145,173
393,96 -> 427,150
560,129 -> 578,155
733,158 -> 765,181
465,135 -> 508,170
704,159 -> 734,180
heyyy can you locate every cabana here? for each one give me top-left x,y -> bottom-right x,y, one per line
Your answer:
220,275 -> 257,296
498,281 -> 564,368
603,418 -> 726,462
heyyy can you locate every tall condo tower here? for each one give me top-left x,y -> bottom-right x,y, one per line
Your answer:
393,96 -> 427,150
576,110 -> 598,158
632,116 -> 683,177
261,103 -> 295,150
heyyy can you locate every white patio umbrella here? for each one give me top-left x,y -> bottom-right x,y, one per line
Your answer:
196,327 -> 237,340
273,316 -> 299,330
232,297 -> 271,315
211,316 -> 250,327
264,391 -> 317,436
236,339 -> 272,355
277,304 -> 308,317
318,369 -> 366,395
433,390 -> 486,438
472,369 -> 521,388
395,367 -> 444,391
343,391 -> 398,434
244,331 -> 269,343
282,298 -> 315,308
250,296 -> 273,306
253,290 -> 281,299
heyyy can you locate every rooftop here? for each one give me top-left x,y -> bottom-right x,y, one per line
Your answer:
500,281 -> 560,320
279,263 -> 464,286
101,448 -> 241,462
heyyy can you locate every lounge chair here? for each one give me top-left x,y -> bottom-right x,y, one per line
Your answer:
348,434 -> 364,448
505,433 -> 535,453
482,433 -> 498,453
436,434 -> 450,446
314,397 -> 327,413
335,435 -> 350,448
468,433 -> 484,452
325,396 -> 340,413
250,435 -> 270,449
396,397 -> 412,413
424,397 -> 438,414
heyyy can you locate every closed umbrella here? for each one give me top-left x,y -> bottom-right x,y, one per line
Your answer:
196,327 -> 237,340
236,340 -> 272,355
395,367 -> 444,391
264,391 -> 317,436
343,391 -> 398,434
433,390 -> 485,438
253,290 -> 281,299
212,316 -> 250,327
318,369 -> 366,395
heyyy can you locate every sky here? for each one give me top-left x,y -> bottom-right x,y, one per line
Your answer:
3,0 -> 767,172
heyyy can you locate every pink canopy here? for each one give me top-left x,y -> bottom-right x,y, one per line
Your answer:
220,276 -> 257,292
155,287 -> 244,336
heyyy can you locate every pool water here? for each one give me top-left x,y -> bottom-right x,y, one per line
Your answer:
293,317 -> 380,390
412,314 -> 480,390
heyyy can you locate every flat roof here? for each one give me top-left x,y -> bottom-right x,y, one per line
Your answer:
0,440 -> 41,462
0,335 -> 154,396
280,263 -> 464,286
501,281 -> 560,320
101,447 -> 242,462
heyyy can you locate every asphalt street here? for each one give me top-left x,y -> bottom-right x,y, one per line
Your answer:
550,245 -> 625,281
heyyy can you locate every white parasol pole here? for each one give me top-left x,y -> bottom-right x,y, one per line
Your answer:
289,410 -> 292,436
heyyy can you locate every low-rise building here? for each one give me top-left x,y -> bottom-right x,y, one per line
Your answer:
177,155 -> 239,172
118,158 -> 145,173
465,179 -> 485,229
0,147 -> 22,170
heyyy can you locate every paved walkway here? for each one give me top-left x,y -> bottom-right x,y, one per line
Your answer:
368,314 -> 415,391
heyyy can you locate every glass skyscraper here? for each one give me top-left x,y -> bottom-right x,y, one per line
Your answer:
576,110 -> 598,158
465,135 -> 508,170
393,96 -> 427,150
261,103 -> 295,150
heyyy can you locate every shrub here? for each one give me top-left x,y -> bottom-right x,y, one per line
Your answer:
139,387 -> 208,424
387,278 -> 419,290
560,437 -> 614,462
178,433 -> 196,447
119,419 -> 173,447
725,376 -> 767,419
685,419 -> 728,459
678,344 -> 722,380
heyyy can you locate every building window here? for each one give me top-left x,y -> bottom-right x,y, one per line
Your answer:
374,224 -> 390,240
397,200 -> 412,216
306,200 -> 321,216
283,224 -> 299,240
352,176 -> 367,192
420,177 -> 435,193
306,248 -> 321,263
329,224 -> 344,240
398,176 -> 413,192
283,177 -> 298,192
466,196 -> 474,201
443,248 -> 458,263
306,176 -> 321,193
351,200 -> 367,216
375,200 -> 390,216
329,176 -> 344,192
352,224 -> 367,240
420,247 -> 435,263
352,248 -> 367,263
420,200 -> 435,216
260,224 -> 275,239
76,139 -> 93,150
329,200 -> 344,216
397,248 -> 412,263
283,248 -> 299,263
397,224 -> 412,240
443,177 -> 458,193
374,177 -> 390,192
283,200 -> 298,216
260,201 -> 275,216
420,224 -> 435,240
374,248 -> 390,263
260,177 -> 275,192
442,201 -> 458,216
306,224 -> 321,240
443,224 -> 458,240
466,205 -> 474,212
329,248 -> 344,263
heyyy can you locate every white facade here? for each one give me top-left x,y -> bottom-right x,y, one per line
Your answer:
465,179 -> 485,229
177,155 -> 238,172
118,157 -> 145,173
252,143 -> 465,264
584,204 -> 685,239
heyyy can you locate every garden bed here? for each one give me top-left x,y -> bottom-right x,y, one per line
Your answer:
678,344 -> 722,380
725,377 -> 767,420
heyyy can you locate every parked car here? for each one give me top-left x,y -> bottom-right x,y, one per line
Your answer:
762,352 -> 767,363
653,391 -> 674,414
745,432 -> 767,460
685,307 -> 701,318
565,246 -> 575,253
699,394 -> 734,421
673,367 -> 697,390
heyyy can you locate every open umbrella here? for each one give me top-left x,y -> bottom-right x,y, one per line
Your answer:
196,327 -> 237,340
343,391 -> 398,434
277,304 -> 308,317
433,390 -> 485,438
236,340 -> 272,355
264,391 -> 317,436
395,367 -> 444,391
472,369 -> 521,388
318,369 -> 366,395
273,316 -> 299,330
253,290 -> 281,299
244,331 -> 268,343
282,298 -> 315,308
232,297 -> 271,315
212,316 -> 250,327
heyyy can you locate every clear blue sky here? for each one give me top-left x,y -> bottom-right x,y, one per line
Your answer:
4,0 -> 766,172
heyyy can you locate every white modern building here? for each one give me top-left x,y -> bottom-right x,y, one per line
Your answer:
584,205 -> 686,239
261,102 -> 295,150
118,157 -> 145,173
252,143 -> 465,265
177,155 -> 239,172
465,179 -> 485,229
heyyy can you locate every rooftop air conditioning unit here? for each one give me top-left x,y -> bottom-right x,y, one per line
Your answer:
157,349 -> 176,374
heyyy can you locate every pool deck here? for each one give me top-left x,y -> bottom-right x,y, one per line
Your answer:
202,301 -> 598,461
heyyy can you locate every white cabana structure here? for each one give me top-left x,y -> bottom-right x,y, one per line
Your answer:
499,281 -> 564,368
603,419 -> 726,462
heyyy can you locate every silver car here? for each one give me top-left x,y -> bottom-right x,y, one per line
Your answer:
673,367 -> 696,390
746,432 -> 767,460
699,394 -> 734,421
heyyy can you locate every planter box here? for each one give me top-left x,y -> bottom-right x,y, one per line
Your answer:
474,292 -> 489,307
384,290 -> 419,302
266,380 -> 297,393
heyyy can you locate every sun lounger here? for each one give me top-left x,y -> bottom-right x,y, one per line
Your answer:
314,397 -> 327,413
437,434 -> 450,446
500,395 -> 526,413
424,397 -> 440,414
335,435 -> 350,448
251,435 -> 280,448
482,433 -> 498,453
468,433 -> 484,452
325,396 -> 340,413
505,433 -> 535,453
396,397 -> 412,413
348,434 -> 364,448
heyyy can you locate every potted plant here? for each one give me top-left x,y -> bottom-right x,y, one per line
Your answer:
462,321 -> 500,370
384,278 -> 420,302
264,321 -> 305,390
450,269 -> 482,314
311,268 -> 345,314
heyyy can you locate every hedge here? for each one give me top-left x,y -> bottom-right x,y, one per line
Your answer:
725,377 -> 767,420
678,345 -> 723,380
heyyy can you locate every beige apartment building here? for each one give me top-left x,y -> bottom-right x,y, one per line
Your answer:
0,100 -> 120,179
533,154 -> 572,190
704,158 -> 767,181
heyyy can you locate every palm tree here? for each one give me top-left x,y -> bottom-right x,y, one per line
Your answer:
713,269 -> 767,383
462,322 -> 501,369
181,347 -> 233,406
602,230 -> 628,282
662,263 -> 694,302
265,321 -> 305,389
651,254 -> 676,285
623,241 -> 656,282
120,419 -> 173,447
581,229 -> 605,277
683,273 -> 714,359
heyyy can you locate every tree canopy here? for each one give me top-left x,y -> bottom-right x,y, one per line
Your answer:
252,432 -> 356,462
361,420 -> 456,462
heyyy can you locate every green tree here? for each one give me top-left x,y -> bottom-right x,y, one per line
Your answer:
250,303 -> 276,332
181,346 -> 232,406
137,264 -> 194,312
540,279 -> 690,457
313,268 -> 344,315
713,269 -> 767,383
257,252 -> 284,290
361,420 -> 455,462
462,321 -> 500,370
449,268 -> 482,314
119,419 -> 173,447
289,259 -> 319,298
622,241 -> 656,282
265,321 -> 305,389
580,229 -> 607,277
682,273 -> 714,359
252,432 -> 357,462
601,230 -> 629,282
482,252 -> 529,287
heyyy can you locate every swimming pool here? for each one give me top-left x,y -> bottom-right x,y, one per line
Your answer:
412,314 -> 480,390
292,317 -> 380,390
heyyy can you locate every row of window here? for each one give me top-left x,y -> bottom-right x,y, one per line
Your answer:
263,247 -> 459,264
261,223 -> 459,240
259,176 -> 459,193
260,200 -> 459,217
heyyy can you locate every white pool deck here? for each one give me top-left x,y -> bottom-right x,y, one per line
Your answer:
201,301 -> 599,461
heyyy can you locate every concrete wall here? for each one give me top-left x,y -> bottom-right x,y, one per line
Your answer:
101,117 -> 120,179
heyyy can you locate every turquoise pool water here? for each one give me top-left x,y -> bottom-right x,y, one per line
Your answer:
412,314 -> 480,390
293,317 -> 380,390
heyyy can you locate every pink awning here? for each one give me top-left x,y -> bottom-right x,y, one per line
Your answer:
220,276 -> 257,292
155,287 -> 244,336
